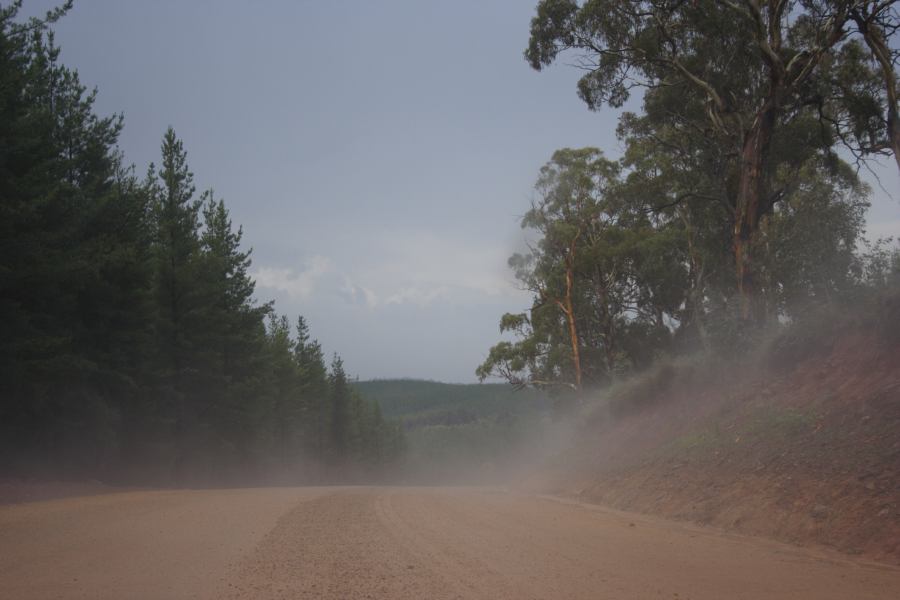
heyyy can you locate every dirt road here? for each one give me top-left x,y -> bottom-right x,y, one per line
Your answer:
1,487 -> 898,599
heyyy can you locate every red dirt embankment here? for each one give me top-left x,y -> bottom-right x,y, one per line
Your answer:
530,316 -> 900,565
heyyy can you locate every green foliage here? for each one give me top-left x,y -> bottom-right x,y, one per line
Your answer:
0,6 -> 402,482
479,147 -> 689,390
484,0 -> 896,393
525,1 -> 893,157
605,362 -> 677,418
0,2 -> 152,476
294,316 -> 330,459
355,380 -> 553,481
670,406 -> 816,459
403,415 -> 545,480
328,354 -> 351,459
354,379 -> 550,420
524,0 -> 896,325
765,163 -> 870,310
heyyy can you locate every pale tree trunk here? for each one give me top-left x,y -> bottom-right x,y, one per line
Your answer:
594,268 -> 616,377
562,266 -> 583,390
556,241 -> 583,391
677,206 -> 709,349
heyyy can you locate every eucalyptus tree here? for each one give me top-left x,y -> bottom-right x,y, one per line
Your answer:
521,148 -> 622,389
848,2 -> 900,169
764,160 -> 870,311
526,0 -> 897,320
478,148 -> 687,391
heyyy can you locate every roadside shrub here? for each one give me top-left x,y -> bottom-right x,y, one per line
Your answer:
764,306 -> 843,372
704,297 -> 764,359
607,362 -> 678,418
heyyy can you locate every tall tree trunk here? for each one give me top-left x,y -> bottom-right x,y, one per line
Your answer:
563,266 -> 582,390
595,268 -> 616,377
734,102 -> 777,322
557,249 -> 582,390
677,206 -> 709,349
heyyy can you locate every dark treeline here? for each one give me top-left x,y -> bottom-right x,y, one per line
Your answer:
0,3 -> 403,484
480,0 -> 900,393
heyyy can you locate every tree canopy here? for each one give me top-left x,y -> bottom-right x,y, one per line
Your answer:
525,0 -> 898,320
478,1 -> 898,393
0,3 -> 404,483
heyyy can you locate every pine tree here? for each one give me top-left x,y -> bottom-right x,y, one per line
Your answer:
0,5 -> 410,483
328,355 -> 351,461
264,314 -> 300,466
0,2 -> 152,476
197,193 -> 270,470
294,316 -> 329,460
147,127 -> 203,480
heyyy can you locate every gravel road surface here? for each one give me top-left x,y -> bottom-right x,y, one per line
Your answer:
1,486 -> 898,599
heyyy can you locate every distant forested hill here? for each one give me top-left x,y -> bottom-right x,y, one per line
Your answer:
352,380 -> 555,481
352,380 -> 550,424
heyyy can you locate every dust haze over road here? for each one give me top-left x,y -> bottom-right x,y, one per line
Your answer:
1,487 -> 898,600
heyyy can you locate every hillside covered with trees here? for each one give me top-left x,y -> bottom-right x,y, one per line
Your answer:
353,379 -> 550,423
0,3 -> 403,484
353,379 -> 558,482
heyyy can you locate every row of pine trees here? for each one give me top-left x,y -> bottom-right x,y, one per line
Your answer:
0,3 -> 403,484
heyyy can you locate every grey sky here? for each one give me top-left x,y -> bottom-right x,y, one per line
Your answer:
32,1 -> 899,382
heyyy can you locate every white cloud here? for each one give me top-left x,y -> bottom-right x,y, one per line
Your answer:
318,230 -> 526,310
358,230 -> 522,300
252,229 -> 530,313
339,277 -> 379,309
253,255 -> 332,299
384,285 -> 449,307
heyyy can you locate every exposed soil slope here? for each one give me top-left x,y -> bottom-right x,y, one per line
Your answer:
529,319 -> 900,565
